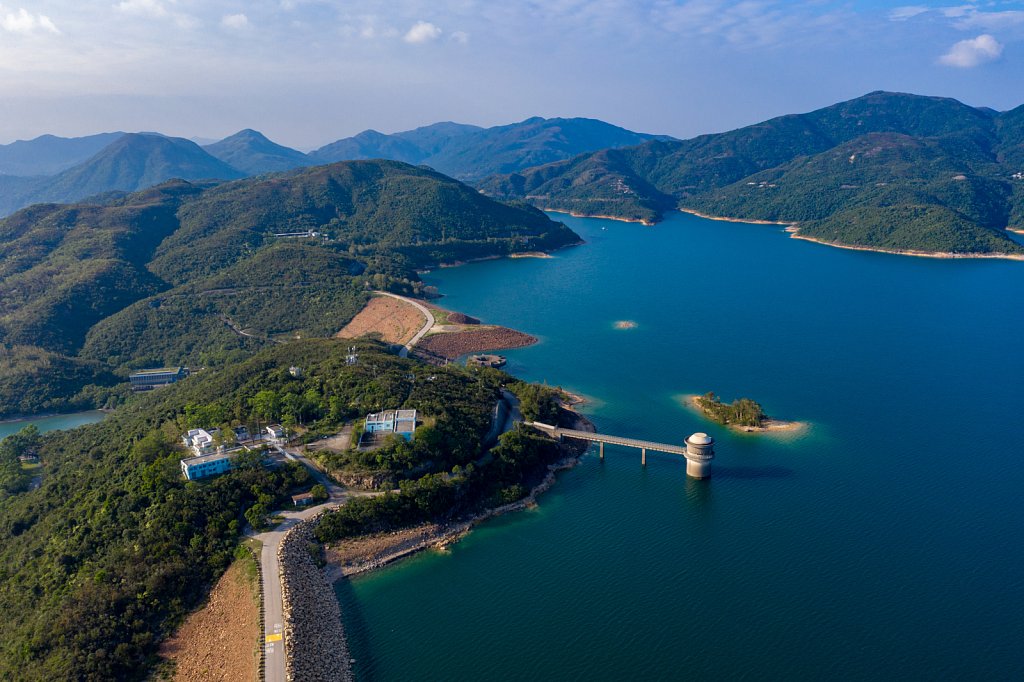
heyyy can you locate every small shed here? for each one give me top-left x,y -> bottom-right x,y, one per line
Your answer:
292,492 -> 315,506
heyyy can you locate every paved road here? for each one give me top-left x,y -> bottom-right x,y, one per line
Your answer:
375,291 -> 435,357
255,447 -> 347,682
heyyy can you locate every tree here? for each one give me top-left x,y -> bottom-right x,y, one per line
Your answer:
251,390 -> 281,422
310,483 -> 328,502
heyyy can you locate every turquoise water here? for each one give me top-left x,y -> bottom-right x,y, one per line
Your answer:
0,410 -> 107,439
338,212 -> 1024,680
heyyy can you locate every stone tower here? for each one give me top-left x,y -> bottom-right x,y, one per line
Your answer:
684,432 -> 715,479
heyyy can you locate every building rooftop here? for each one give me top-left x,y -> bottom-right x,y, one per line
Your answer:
395,409 -> 417,420
687,432 -> 713,445
366,410 -> 396,423
182,451 -> 236,466
130,367 -> 183,376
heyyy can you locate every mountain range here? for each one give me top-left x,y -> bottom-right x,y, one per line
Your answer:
0,117 -> 665,216
479,91 -> 1024,257
0,158 -> 579,417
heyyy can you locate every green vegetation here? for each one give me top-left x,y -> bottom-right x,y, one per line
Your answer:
0,339 -> 571,680
0,159 -> 579,417
309,117 -> 664,182
0,424 -> 40,495
481,91 -> 1024,256
509,381 -> 562,423
694,392 -> 767,428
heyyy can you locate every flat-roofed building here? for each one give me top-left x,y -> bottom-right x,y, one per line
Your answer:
266,424 -> 286,443
180,452 -> 238,480
129,367 -> 186,391
364,409 -> 417,441
292,492 -> 315,506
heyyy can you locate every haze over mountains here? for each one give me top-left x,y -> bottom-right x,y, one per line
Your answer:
0,117 -> 666,216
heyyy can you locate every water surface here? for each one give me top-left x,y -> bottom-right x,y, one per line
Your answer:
0,410 -> 107,440
339,211 -> 1024,680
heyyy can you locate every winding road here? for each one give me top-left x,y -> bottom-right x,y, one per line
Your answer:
374,291 -> 435,357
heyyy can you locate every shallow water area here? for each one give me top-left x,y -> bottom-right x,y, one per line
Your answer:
338,211 -> 1024,681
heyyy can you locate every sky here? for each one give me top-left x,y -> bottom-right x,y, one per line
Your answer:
0,1 -> 1022,149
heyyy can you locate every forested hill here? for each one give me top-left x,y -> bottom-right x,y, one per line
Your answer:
0,134 -> 244,217
479,91 -> 1024,257
0,159 -> 579,417
309,116 -> 669,182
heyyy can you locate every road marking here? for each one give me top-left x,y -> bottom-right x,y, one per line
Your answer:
265,633 -> 283,642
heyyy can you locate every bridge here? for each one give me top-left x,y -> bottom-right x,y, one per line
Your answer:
526,421 -> 715,477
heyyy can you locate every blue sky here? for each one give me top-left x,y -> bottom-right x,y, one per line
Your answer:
0,1 -> 1022,148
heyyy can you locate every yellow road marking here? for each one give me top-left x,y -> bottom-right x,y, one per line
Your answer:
265,633 -> 283,643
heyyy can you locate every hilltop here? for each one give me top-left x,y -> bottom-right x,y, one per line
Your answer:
0,134 -> 243,216
0,159 -> 579,417
309,117 -> 669,182
480,92 -> 1024,257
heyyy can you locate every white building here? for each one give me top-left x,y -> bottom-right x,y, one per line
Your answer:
182,428 -> 221,456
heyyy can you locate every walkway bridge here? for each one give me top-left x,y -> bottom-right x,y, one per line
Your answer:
526,421 -> 708,471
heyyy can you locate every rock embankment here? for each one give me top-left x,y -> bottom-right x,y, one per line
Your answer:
279,515 -> 353,682
417,327 -> 537,360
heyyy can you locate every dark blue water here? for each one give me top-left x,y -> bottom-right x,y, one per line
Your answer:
338,212 -> 1024,680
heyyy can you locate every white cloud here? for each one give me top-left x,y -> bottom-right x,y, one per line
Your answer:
952,10 -> 1024,31
221,13 -> 249,30
404,20 -> 441,44
0,7 -> 60,34
888,6 -> 929,22
939,33 -> 1004,67
450,30 -> 469,44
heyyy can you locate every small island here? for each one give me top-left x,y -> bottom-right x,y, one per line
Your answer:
687,392 -> 802,433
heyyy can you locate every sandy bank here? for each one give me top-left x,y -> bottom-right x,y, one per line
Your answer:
509,252 -> 553,259
679,208 -> 795,227
542,208 -> 656,226
789,233 -> 1024,261
681,394 -> 805,434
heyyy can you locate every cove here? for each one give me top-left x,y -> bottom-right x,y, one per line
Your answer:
337,211 -> 1024,680
0,410 -> 107,440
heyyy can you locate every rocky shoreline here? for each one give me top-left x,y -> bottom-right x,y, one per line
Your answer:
279,513 -> 353,682
416,326 -> 537,360
326,409 -> 594,580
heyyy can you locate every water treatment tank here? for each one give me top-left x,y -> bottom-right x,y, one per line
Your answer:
684,432 -> 715,479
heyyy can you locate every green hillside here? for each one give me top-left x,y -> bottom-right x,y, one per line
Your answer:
0,339 -> 565,680
481,92 -> 1024,256
203,129 -> 312,174
0,134 -> 244,217
0,160 -> 579,416
311,116 -> 667,182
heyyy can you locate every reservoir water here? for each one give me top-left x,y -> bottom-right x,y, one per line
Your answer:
0,410 -> 107,440
338,212 -> 1024,680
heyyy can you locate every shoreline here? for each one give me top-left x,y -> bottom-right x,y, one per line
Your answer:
324,412 -> 594,581
541,208 -> 656,226
0,407 -> 110,426
678,207 -> 795,227
538,205 -> 1024,262
682,394 -> 804,434
427,239 -> 585,271
789,233 -> 1024,261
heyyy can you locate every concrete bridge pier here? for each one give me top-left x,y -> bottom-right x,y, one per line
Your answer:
641,448 -> 647,467
599,442 -> 604,460
684,433 -> 715,479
